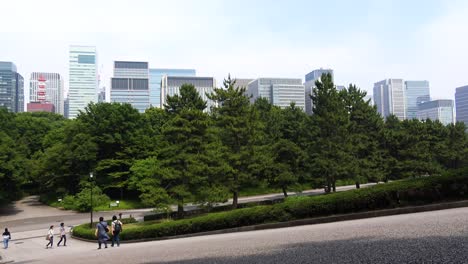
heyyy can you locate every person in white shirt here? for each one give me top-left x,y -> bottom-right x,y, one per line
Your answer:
57,222 -> 67,247
45,225 -> 54,249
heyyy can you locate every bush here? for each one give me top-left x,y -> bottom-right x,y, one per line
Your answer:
74,173 -> 468,241
54,186 -> 111,212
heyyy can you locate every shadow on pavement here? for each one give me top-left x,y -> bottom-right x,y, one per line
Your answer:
149,235 -> 468,264
0,203 -> 23,217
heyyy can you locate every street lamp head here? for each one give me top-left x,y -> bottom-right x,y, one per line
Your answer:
90,172 -> 93,178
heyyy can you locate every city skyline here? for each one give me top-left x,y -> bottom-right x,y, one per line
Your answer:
0,0 -> 467,103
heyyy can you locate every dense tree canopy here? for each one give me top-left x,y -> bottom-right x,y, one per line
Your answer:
0,75 -> 467,209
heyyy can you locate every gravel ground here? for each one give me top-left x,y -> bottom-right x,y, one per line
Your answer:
5,207 -> 468,264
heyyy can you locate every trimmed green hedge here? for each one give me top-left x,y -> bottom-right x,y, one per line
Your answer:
73,172 -> 468,241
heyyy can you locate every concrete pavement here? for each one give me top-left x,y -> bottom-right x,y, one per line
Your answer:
2,207 -> 468,263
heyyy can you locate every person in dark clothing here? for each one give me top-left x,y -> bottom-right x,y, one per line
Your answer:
95,217 -> 109,249
111,215 -> 123,247
3,228 -> 11,249
57,222 -> 67,247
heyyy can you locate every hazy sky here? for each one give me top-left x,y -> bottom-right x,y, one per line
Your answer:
1,0 -> 467,101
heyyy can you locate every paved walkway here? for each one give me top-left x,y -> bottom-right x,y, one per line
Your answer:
0,196 -> 77,222
2,207 -> 468,263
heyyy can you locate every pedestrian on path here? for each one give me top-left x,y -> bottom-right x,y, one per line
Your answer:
45,225 -> 54,249
3,228 -> 11,249
95,217 -> 109,249
111,215 -> 123,247
57,222 -> 67,247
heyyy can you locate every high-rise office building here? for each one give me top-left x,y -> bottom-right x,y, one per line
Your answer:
233,78 -> 253,89
455,85 -> 468,125
0,61 -> 24,113
405,80 -> 430,120
68,45 -> 97,119
29,72 -> 64,115
161,76 -> 216,111
110,61 -> 150,113
149,68 -> 196,108
304,68 -> 334,115
373,79 -> 406,120
64,97 -> 69,119
305,68 -> 334,83
417,99 -> 454,125
247,78 -> 305,110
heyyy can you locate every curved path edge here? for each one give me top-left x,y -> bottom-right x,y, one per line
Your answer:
71,199 -> 468,243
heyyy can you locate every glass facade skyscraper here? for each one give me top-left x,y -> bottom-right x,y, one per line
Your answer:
417,99 -> 454,125
0,61 -> 24,113
248,78 -> 305,110
405,80 -> 430,120
149,68 -> 196,108
68,45 -> 97,119
373,79 -> 406,120
110,61 -> 150,113
455,85 -> 468,126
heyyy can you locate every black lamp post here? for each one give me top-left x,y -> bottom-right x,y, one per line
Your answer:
90,172 -> 94,228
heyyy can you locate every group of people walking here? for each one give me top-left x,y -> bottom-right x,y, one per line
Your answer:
45,215 -> 123,249
45,222 -> 67,249
95,215 -> 123,249
3,215 -> 123,250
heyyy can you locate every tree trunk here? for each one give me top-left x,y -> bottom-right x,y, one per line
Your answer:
282,187 -> 288,198
326,179 -> 332,193
232,191 -> 238,209
120,187 -> 123,201
177,203 -> 184,218
332,181 -> 336,192
355,181 -> 360,189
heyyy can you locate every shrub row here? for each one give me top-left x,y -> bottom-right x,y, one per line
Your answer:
73,172 -> 468,241
144,199 -> 283,221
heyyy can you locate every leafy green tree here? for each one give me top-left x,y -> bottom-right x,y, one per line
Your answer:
77,102 -> 142,199
253,98 -> 282,144
129,157 -> 174,209
0,108 -> 16,136
440,122 -> 467,169
309,73 -> 350,192
342,85 -> 384,188
62,184 -> 111,212
138,107 -> 169,157
381,115 -> 405,181
208,75 -> 262,207
34,120 -> 98,195
131,84 -> 226,213
0,131 -> 27,204
399,119 -> 444,178
164,83 -> 207,114
267,139 -> 307,197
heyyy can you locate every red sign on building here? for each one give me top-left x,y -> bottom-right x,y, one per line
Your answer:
37,74 -> 46,102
